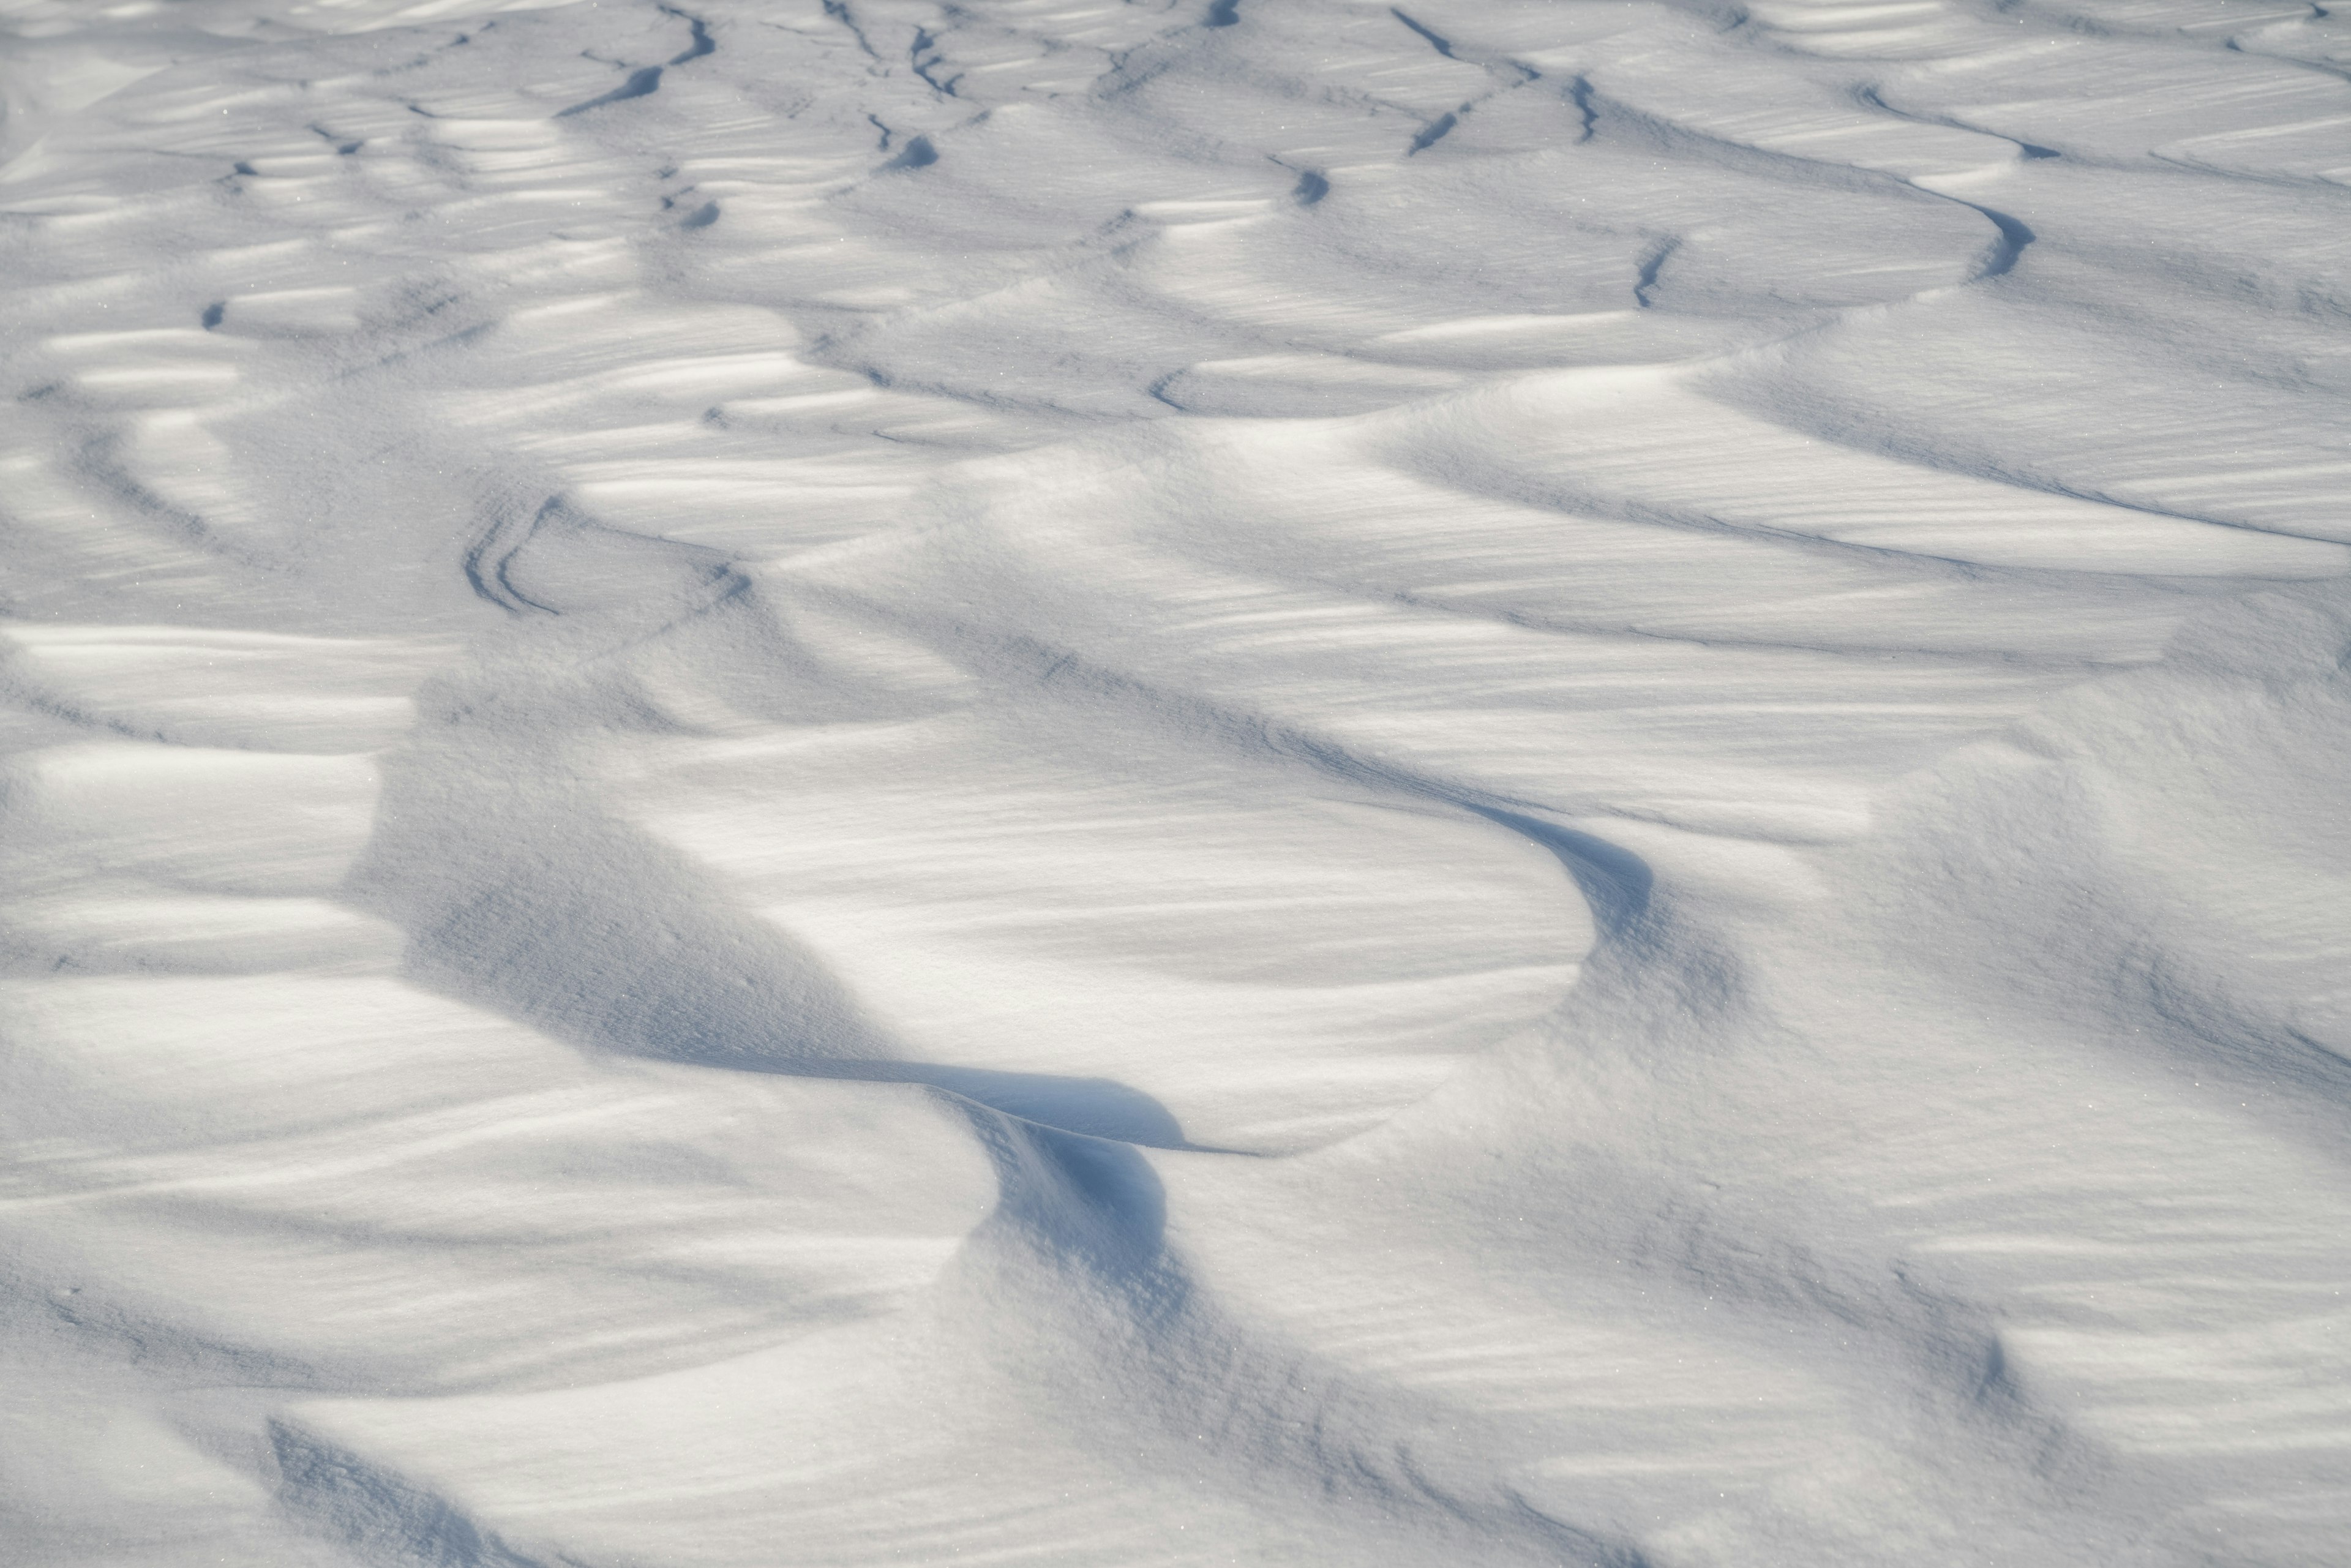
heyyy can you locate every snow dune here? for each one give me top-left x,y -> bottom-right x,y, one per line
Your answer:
3,0 -> 2349,1562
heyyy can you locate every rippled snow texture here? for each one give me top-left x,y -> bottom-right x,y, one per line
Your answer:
5,0 -> 2351,1563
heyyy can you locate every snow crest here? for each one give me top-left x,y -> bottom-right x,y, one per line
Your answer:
4,0 -> 2349,1562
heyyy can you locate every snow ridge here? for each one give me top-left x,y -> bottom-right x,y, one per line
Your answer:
3,0 -> 2349,1563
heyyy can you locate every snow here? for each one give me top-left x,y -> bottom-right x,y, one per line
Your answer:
3,0 -> 2349,1562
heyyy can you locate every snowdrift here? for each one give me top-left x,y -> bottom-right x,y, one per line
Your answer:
4,0 -> 2349,1562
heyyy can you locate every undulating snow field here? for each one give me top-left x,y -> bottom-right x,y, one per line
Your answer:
5,0 -> 2351,1561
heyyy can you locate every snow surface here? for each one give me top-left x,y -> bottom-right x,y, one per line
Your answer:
4,0 -> 2350,1562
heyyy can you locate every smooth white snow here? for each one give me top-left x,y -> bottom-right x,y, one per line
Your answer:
3,0 -> 2349,1563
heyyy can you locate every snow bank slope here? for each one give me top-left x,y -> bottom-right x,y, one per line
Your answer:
4,0 -> 2349,1562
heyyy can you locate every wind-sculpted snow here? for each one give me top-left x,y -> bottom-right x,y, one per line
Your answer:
4,0 -> 2350,1562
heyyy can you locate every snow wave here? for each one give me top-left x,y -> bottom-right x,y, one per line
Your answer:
4,0 -> 2349,1562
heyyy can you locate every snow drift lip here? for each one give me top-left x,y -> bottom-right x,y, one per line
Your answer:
553,65 -> 663,118
362,789 -> 1239,1149
663,7 -> 715,65
551,6 -> 711,117
881,133 -> 937,171
354,648 -> 1239,1152
1468,808 -> 1654,934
